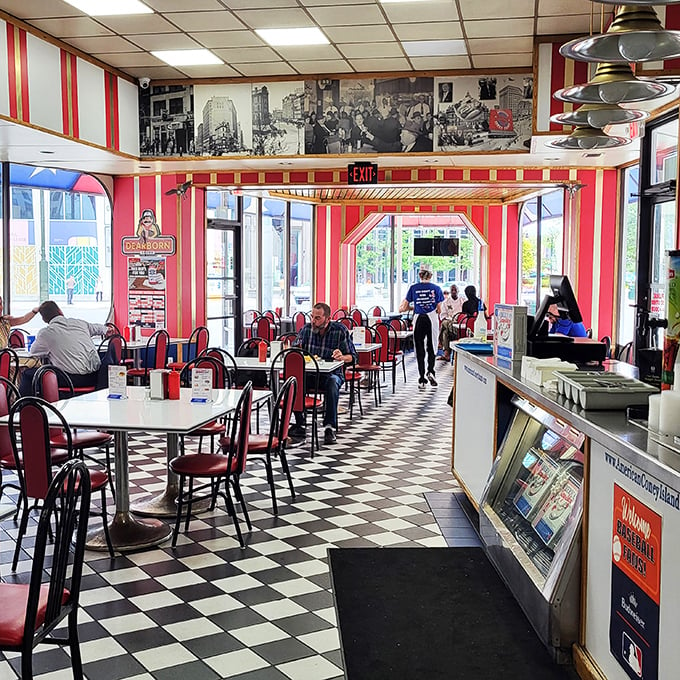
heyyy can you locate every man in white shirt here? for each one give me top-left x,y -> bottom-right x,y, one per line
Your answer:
19,300 -> 109,395
438,284 -> 465,362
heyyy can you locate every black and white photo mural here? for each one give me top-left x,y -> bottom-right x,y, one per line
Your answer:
138,73 -> 534,158
251,81 -> 305,156
139,84 -> 194,157
433,75 -> 533,152
194,84 -> 252,156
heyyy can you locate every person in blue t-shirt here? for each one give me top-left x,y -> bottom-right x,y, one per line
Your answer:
547,304 -> 587,338
399,263 -> 444,389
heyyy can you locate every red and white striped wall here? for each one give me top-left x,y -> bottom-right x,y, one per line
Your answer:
0,17 -> 138,154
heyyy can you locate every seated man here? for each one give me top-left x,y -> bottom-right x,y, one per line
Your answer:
19,300 -> 109,396
292,302 -> 357,445
547,304 -> 588,338
438,284 -> 465,362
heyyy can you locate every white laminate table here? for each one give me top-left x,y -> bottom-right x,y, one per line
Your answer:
29,386 -> 270,551
234,356 -> 345,374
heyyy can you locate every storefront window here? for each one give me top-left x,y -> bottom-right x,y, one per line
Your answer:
618,166 -> 639,345
651,119 -> 677,185
356,217 -> 392,311
242,195 -> 260,313
649,201 -> 676,318
290,202 -> 313,313
261,198 -> 286,313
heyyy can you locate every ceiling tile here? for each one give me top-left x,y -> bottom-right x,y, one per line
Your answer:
301,0 -> 379,4
467,36 -> 534,54
337,43 -> 404,59
0,0 -> 80,18
221,0 -> 299,7
237,8 -> 316,30
288,59 -> 353,74
459,0 -> 534,20
324,25 -> 395,42
307,4 -> 384,26
538,0 -> 603,16
191,31 -> 265,49
348,57 -> 412,71
122,65 -> 189,79
392,22 -> 463,41
382,0 -> 459,25
232,61 -> 298,76
213,46 -> 281,63
91,14 -> 178,35
65,36 -> 140,53
537,15 -> 595,35
464,18 -> 533,39
174,64 -> 241,78
144,0 -> 226,9
274,44 -> 343,61
91,52 -> 161,68
27,17 -> 114,38
409,55 -> 471,70
472,53 -> 532,68
164,11 -> 244,32
127,33 -> 202,51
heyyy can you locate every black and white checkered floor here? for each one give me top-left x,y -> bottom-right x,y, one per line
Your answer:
1,353 -> 477,679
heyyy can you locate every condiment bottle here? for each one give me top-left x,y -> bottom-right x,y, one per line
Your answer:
167,369 -> 180,400
258,340 -> 267,362
123,325 -> 131,341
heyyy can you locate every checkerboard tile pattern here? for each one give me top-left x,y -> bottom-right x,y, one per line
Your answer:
0,353 -> 471,679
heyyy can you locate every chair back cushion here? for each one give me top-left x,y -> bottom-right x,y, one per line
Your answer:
276,377 -> 297,443
0,348 -> 18,381
230,383 -> 252,474
153,330 -> 169,369
282,350 -> 307,413
8,329 -> 25,348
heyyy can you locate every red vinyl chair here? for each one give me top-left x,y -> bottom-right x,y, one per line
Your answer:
351,308 -> 368,327
353,326 -> 382,407
127,329 -> 170,385
167,325 -> 209,371
0,459 -> 92,679
8,328 -> 28,349
375,322 -> 406,393
0,347 -> 19,383
339,317 -> 356,330
9,396 -> 114,570
292,311 -> 308,332
332,308 -> 348,319
251,315 -> 277,342
170,382 -> 253,548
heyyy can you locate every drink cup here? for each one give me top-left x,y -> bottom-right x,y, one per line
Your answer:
27,335 -> 36,350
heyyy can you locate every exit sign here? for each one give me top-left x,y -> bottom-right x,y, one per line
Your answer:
348,162 -> 378,185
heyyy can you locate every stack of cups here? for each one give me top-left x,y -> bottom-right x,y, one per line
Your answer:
658,372 -> 680,442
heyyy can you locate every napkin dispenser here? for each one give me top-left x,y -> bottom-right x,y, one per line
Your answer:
149,369 -> 169,400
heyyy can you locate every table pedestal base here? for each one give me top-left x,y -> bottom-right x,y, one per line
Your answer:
86,511 -> 171,552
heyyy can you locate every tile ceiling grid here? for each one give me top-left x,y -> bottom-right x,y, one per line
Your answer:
0,0 -> 612,81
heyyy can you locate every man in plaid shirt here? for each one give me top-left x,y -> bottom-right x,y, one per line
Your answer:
292,302 -> 357,444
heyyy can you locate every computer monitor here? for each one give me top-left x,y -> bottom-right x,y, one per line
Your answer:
528,274 -> 583,340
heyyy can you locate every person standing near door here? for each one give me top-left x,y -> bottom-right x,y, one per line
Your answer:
399,263 -> 443,389
66,275 -> 75,305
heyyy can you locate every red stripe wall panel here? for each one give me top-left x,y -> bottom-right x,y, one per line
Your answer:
575,170 -> 597,328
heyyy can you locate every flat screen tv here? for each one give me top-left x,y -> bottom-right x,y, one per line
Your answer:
413,237 -> 459,257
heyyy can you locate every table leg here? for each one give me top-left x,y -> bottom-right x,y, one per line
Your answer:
131,432 -> 181,517
86,431 -> 171,552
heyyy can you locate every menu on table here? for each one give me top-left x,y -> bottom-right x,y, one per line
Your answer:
191,367 -> 213,402
108,365 -> 128,399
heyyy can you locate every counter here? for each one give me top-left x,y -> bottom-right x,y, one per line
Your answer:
452,346 -> 680,680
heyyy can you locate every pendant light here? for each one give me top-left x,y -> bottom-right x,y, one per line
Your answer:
560,5 -> 680,63
550,102 -> 649,128
553,62 -> 673,105
546,126 -> 631,149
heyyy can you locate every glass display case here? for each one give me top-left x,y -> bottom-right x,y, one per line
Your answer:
479,395 -> 585,662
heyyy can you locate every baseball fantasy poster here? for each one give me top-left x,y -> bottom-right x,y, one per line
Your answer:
609,484 -> 661,680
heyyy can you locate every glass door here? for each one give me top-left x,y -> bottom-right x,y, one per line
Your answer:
206,220 -> 241,354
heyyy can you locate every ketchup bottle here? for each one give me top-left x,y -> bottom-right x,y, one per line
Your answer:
258,340 -> 267,362
167,369 -> 180,400
123,325 -> 131,341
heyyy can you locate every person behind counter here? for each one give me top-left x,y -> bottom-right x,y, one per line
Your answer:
0,296 -> 41,348
291,302 -> 357,445
461,285 -> 487,317
19,300 -> 110,396
547,304 -> 587,338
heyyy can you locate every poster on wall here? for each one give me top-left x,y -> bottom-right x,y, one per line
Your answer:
609,484 -> 661,680
433,75 -> 533,152
127,257 -> 166,329
251,81 -> 306,156
139,84 -> 194,157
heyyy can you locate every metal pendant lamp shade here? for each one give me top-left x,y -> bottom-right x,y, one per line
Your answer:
550,102 -> 649,128
546,126 -> 631,150
553,62 -> 673,104
560,6 -> 680,63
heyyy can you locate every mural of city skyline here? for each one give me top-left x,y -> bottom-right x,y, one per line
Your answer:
139,74 -> 534,158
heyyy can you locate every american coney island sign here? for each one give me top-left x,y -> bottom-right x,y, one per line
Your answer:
121,236 -> 176,256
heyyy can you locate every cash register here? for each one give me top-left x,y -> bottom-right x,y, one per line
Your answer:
527,274 -> 607,364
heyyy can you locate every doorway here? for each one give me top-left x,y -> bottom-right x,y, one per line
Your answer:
206,219 -> 241,354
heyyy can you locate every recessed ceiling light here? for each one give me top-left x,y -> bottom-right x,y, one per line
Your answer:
151,49 -> 223,66
256,28 -> 328,47
380,0 -> 432,3
403,40 -> 467,57
424,158 -> 439,163
64,0 -> 152,16
279,161 -> 293,166
39,150 -> 55,154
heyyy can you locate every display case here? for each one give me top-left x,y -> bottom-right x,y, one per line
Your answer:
479,395 -> 584,663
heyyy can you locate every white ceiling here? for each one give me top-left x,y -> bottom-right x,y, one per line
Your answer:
0,0 -> 647,178
0,0 -> 612,80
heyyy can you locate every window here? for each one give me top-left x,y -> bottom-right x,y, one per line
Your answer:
651,119 -> 677,185
356,217 -> 392,311
261,198 -> 286,312
242,196 -> 259,312
618,166 -> 639,345
11,188 -> 33,219
290,202 -> 313,313
169,97 -> 183,115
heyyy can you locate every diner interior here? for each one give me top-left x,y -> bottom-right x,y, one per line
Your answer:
0,0 -> 679,679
